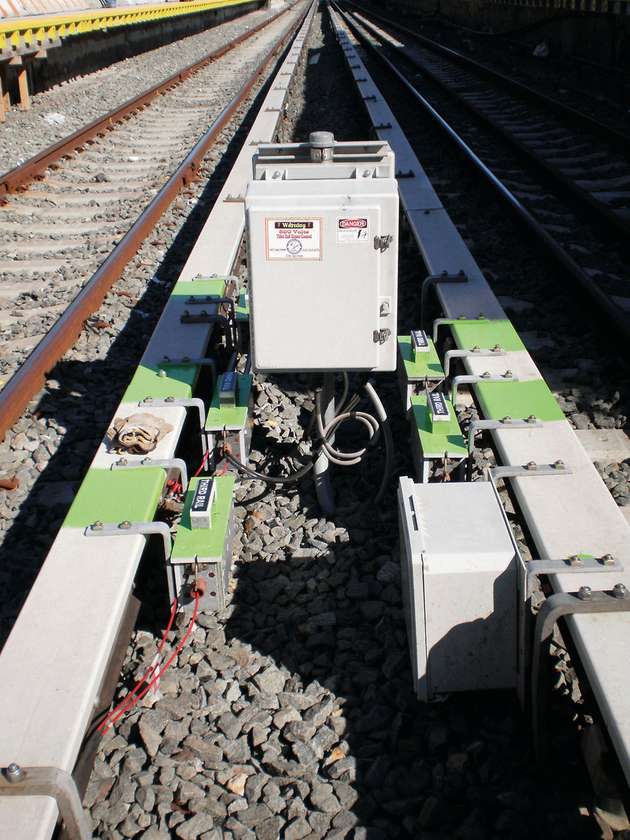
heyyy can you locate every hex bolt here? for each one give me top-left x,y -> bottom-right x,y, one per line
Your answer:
501,416 -> 512,423
527,415 -> 537,423
503,370 -> 513,378
526,461 -> 537,471
578,586 -> 592,600
92,521 -> 103,531
613,583 -> 628,599
553,460 -> 565,469
119,521 -> 132,530
471,345 -> 480,352
602,554 -> 615,566
568,555 -> 583,566
158,369 -> 166,378
5,763 -> 23,783
481,371 -> 491,378
165,396 -> 174,403
492,344 -> 503,352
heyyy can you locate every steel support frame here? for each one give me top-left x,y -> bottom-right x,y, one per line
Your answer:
85,520 -> 172,566
451,372 -> 517,406
138,397 -> 206,432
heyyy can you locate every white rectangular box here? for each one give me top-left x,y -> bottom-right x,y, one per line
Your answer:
245,140 -> 399,372
398,477 -> 518,700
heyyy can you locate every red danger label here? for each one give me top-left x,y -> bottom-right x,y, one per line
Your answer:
338,218 -> 368,229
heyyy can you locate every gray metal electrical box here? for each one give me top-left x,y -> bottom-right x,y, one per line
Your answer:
245,134 -> 399,372
398,477 -> 518,700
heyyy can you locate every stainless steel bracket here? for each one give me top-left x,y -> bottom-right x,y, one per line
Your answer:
420,271 -> 468,331
432,315 -> 486,343
525,555 -> 622,599
138,396 -> 205,432
443,346 -> 506,377
111,456 -> 188,492
531,585 -> 630,762
468,417 -> 542,455
488,462 -> 572,484
467,417 -> 543,479
85,520 -> 172,564
451,371 -> 517,405
0,764 -> 92,840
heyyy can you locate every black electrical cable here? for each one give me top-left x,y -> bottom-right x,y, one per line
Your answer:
223,449 -> 314,485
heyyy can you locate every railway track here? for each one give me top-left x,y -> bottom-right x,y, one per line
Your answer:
0,3 -> 629,839
339,4 -> 630,342
0,2 -> 304,437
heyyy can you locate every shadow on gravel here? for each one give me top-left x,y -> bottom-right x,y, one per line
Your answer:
0,73 -> 276,650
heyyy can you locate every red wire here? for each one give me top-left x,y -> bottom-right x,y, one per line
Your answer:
103,593 -> 199,731
193,450 -> 210,478
98,595 -> 183,734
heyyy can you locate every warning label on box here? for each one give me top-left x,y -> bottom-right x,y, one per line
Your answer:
337,217 -> 369,244
265,218 -> 322,260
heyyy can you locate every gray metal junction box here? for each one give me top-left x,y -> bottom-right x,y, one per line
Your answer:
398,477 -> 518,701
245,135 -> 399,372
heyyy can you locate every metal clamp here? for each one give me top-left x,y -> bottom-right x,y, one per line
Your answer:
420,271 -> 468,331
85,520 -> 171,564
0,764 -> 92,840
467,416 -> 542,479
451,371 -> 517,405
432,315 -> 487,343
138,396 -> 205,431
443,346 -> 506,378
180,299 -> 235,324
468,416 -> 542,455
525,554 -> 622,599
111,456 -> 188,492
488,461 -> 572,484
532,585 -> 630,762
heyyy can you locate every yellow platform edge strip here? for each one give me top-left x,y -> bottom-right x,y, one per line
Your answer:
1,0 -> 257,52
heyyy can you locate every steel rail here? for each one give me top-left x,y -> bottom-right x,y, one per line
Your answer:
347,1 -> 630,152
344,3 -> 630,239
0,2 -> 294,196
0,3 -> 309,441
336,6 -> 630,345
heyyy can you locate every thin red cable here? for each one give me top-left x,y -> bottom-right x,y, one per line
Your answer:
193,450 -> 210,478
99,593 -> 200,734
98,596 -> 178,734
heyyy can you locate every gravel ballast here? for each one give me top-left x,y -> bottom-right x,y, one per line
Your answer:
0,4 -> 627,839
0,3 -> 288,174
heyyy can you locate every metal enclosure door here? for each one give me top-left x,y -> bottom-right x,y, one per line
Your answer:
247,203 -> 382,371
